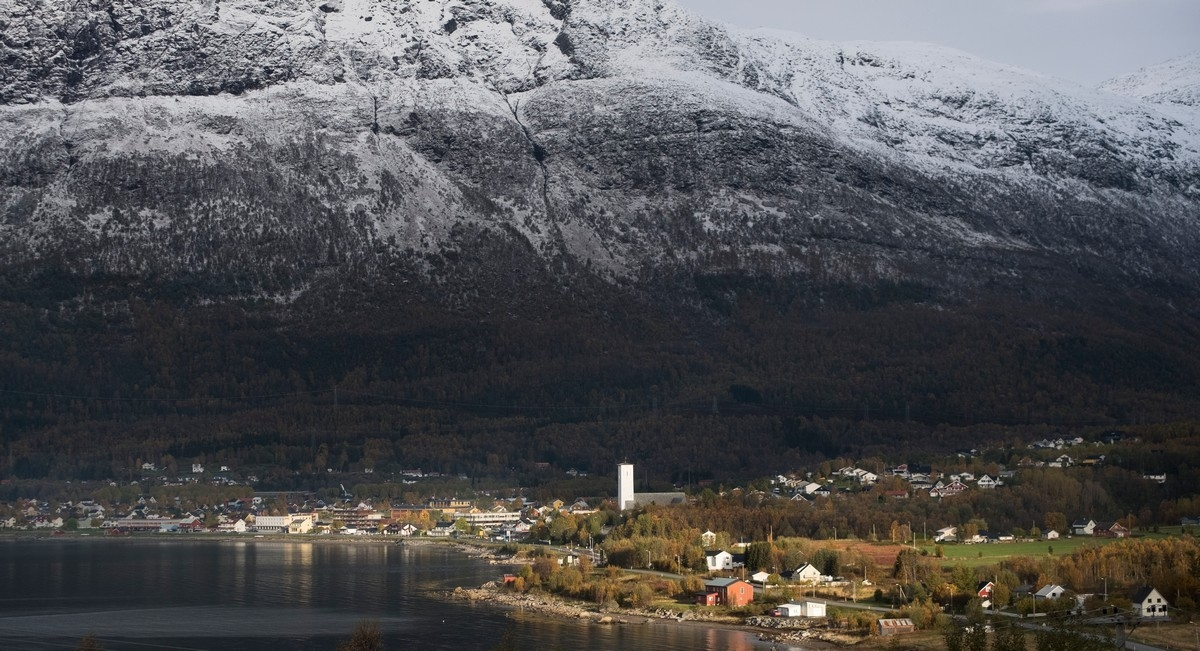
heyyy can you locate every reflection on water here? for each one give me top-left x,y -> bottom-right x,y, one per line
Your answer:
0,539 -> 776,651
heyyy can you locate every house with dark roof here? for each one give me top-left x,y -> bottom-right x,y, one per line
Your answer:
1093,521 -> 1130,538
1071,519 -> 1096,536
1132,587 -> 1169,618
696,578 -> 754,607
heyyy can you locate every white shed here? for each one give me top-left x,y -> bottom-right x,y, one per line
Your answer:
774,602 -> 826,618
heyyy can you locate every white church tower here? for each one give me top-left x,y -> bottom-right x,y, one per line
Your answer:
617,463 -> 635,511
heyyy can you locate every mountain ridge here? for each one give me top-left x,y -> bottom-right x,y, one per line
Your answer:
2,1 -> 1196,299
1099,51 -> 1200,108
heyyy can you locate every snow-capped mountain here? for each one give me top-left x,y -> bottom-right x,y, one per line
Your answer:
1100,52 -> 1200,108
1,0 -> 1198,304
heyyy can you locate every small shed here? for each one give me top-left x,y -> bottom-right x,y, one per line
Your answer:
878,618 -> 916,637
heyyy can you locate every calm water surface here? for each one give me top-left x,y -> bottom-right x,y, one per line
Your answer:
0,538 -> 779,650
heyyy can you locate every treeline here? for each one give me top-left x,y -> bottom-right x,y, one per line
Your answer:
592,465 -> 1189,546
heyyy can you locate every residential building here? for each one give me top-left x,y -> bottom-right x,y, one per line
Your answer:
458,509 -> 522,528
216,519 -> 247,533
705,550 -> 734,572
1071,519 -> 1096,536
1093,522 -> 1130,538
1132,587 -> 1170,618
428,498 -> 473,511
697,578 -> 754,607
252,515 -> 294,533
934,526 -> 957,542
791,563 -> 822,583
1035,584 -> 1066,600
977,581 -> 994,608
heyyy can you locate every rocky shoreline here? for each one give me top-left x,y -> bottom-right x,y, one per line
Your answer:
432,541 -> 864,647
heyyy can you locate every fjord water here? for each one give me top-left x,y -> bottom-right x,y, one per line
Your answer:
0,539 -> 770,650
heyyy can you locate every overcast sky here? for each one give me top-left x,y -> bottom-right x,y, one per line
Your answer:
673,0 -> 1200,86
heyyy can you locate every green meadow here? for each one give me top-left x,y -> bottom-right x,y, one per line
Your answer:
920,536 -> 1135,568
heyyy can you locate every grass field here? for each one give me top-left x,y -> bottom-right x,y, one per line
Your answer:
919,537 -> 1128,568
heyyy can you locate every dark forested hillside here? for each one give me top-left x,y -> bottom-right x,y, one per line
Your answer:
3,269 -> 1198,490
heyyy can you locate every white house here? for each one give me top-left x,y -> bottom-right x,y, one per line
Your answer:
1042,530 -> 1060,540
1035,584 -> 1066,600
798,482 -> 823,495
287,517 -> 314,534
217,519 -> 247,533
705,550 -> 734,572
751,571 -> 773,585
1071,519 -> 1096,536
791,563 -> 822,583
191,463 -> 204,474
854,469 -> 879,485
700,530 -> 717,547
976,475 -> 998,489
1132,587 -> 1170,618
934,526 -> 957,542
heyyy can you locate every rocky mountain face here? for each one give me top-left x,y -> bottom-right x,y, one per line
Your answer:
1,0 -> 1197,306
3,1 -> 1200,481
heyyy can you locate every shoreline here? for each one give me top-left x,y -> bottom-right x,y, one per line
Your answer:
1,533 -> 860,646
436,540 -> 860,648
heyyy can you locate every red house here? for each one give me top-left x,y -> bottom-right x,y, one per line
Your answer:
696,578 -> 754,607
1094,522 -> 1130,538
977,581 -> 995,608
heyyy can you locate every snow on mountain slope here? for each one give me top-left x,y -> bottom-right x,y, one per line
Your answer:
728,32 -> 1199,188
1100,52 -> 1200,108
0,0 -> 1198,300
